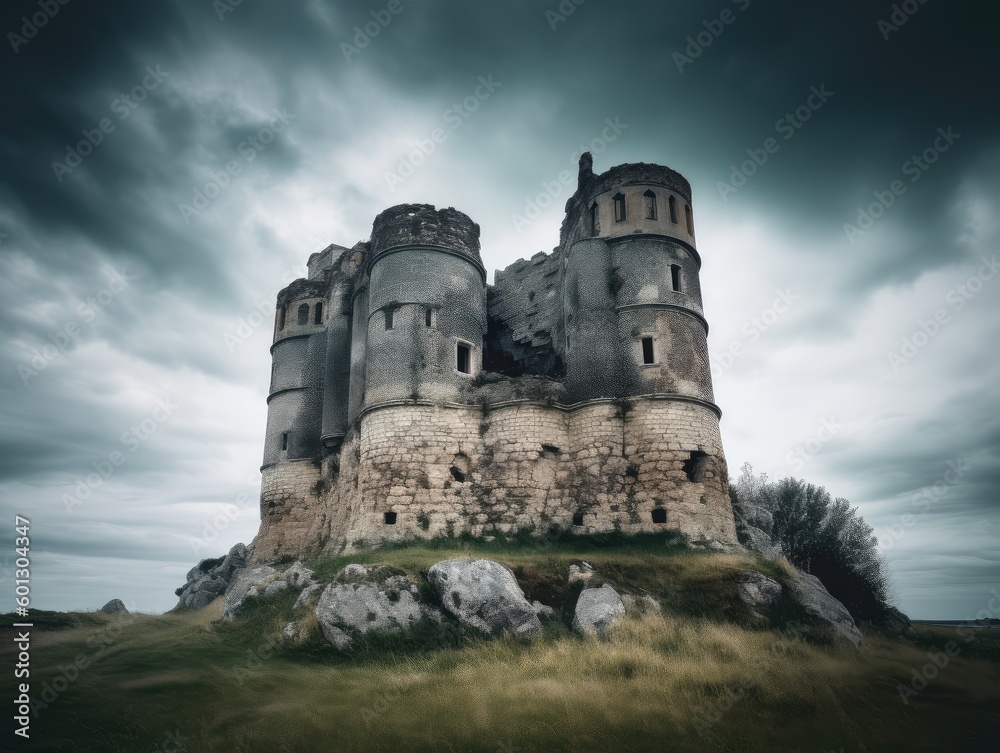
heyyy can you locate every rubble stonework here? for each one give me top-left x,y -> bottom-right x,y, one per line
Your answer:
250,154 -> 739,560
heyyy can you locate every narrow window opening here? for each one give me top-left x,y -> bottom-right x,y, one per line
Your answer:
644,190 -> 657,220
682,450 -> 710,483
572,511 -> 585,527
297,303 -> 309,326
685,204 -> 694,235
590,202 -> 600,236
384,511 -> 397,525
384,308 -> 394,330
651,508 -> 667,524
671,264 -> 682,293
277,305 -> 286,331
456,343 -> 471,374
425,307 -> 434,327
613,192 -> 626,223
281,432 -> 288,451
668,195 -> 677,224
314,302 -> 324,324
641,337 -> 655,365
450,452 -> 471,483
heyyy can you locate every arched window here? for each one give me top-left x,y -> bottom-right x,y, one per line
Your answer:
314,302 -> 324,324
297,303 -> 309,326
643,190 -> 657,220
668,195 -> 677,224
685,204 -> 694,235
613,192 -> 626,222
277,305 -> 286,331
590,202 -> 600,236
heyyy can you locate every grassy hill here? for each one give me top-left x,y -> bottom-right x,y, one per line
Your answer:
5,538 -> 999,752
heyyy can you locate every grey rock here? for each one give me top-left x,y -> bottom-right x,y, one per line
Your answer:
622,593 -> 662,616
282,562 -> 316,589
262,579 -> 289,598
532,600 -> 557,622
99,599 -> 129,615
294,583 -> 323,610
573,584 -> 626,636
787,570 -> 862,648
737,571 -> 782,620
174,543 -> 248,610
568,560 -> 595,585
223,564 -> 277,620
427,559 -> 543,641
879,605 -> 914,637
739,525 -> 782,558
315,566 -> 443,650
282,621 -> 309,642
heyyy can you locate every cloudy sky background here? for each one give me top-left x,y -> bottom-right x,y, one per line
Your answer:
1,0 -> 997,617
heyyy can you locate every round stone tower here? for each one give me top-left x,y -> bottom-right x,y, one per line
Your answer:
361,204 -> 487,408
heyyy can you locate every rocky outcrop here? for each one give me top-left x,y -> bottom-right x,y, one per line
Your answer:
568,561 -> 596,585
737,571 -> 783,619
222,560 -> 315,621
427,559 -> 543,641
877,605 -> 913,636
573,584 -> 626,636
99,599 -> 129,615
174,543 -> 248,610
787,570 -> 862,648
314,565 -> 443,650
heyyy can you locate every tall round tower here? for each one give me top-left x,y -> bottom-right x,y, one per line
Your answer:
361,204 -> 487,408
560,154 -> 735,543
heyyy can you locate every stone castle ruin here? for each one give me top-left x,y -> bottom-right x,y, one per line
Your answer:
250,153 -> 738,561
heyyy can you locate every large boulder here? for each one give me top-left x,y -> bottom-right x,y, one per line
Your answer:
877,605 -> 914,637
737,524 -> 782,558
174,543 -> 248,610
573,584 -> 626,636
787,570 -> 862,648
427,559 -> 543,641
314,564 -> 443,650
99,599 -> 129,615
222,560 -> 316,620
737,571 -> 782,618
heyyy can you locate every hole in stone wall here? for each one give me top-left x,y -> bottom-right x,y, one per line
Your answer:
425,307 -> 434,327
297,303 -> 309,326
671,264 -> 682,293
668,195 -> 677,224
644,189 -> 657,220
641,337 -> 655,365
314,302 -> 324,324
540,444 -> 561,460
277,305 -> 286,330
456,342 -> 471,373
450,452 -> 471,483
613,192 -> 626,222
572,511 -> 584,526
682,450 -> 710,483
384,511 -> 397,525
651,508 -> 667,524
281,432 -> 288,450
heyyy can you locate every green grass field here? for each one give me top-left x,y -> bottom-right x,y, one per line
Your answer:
5,541 -> 999,752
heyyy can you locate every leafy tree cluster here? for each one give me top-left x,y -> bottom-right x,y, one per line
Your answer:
730,463 -> 894,622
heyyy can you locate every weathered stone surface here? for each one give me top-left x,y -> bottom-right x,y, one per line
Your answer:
787,570 -> 862,648
737,571 -> 782,619
532,600 -> 557,622
222,559 -> 318,620
99,599 -> 129,615
294,583 -> 323,610
427,559 -> 543,641
174,543 -> 248,610
573,584 -> 626,636
314,565 -> 443,650
568,561 -> 596,585
622,593 -> 662,616
878,605 -> 914,636
738,524 -> 782,558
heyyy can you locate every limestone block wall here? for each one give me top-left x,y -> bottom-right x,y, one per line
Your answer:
253,459 -> 327,562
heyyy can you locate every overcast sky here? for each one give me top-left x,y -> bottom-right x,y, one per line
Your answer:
1,0 -> 997,619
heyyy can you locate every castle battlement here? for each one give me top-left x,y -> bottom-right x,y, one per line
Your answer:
250,154 -> 738,561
